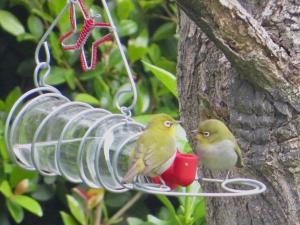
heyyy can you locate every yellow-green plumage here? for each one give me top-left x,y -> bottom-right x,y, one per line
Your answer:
195,119 -> 244,171
122,114 -> 177,183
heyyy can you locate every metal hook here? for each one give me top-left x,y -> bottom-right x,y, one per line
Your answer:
100,0 -> 138,113
34,2 -> 70,87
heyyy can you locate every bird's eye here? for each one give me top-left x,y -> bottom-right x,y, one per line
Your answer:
203,132 -> 210,137
164,121 -> 172,127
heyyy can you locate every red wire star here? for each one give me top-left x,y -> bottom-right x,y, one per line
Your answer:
60,0 -> 113,71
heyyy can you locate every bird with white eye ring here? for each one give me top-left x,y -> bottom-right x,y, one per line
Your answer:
192,119 -> 244,173
122,114 -> 181,184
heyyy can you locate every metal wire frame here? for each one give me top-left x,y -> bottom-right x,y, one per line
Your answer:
31,101 -> 93,176
99,121 -> 145,192
112,131 -> 267,197
5,87 -> 266,196
56,108 -> 111,185
33,0 -> 138,115
5,87 -> 69,169
77,114 -> 128,187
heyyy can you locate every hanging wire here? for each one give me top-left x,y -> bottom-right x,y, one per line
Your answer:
34,0 -> 138,114
100,0 -> 138,114
34,2 -> 70,87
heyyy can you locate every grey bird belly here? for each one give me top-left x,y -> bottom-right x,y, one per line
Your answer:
198,140 -> 238,171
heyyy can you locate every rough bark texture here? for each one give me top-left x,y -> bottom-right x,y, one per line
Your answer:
176,1 -> 300,225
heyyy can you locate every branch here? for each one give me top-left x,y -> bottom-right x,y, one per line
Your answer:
175,0 -> 300,110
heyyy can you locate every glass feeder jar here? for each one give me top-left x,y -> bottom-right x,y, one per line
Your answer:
112,133 -> 142,189
56,108 -> 111,183
9,91 -> 69,170
77,114 -> 132,188
96,121 -> 144,192
31,102 -> 93,176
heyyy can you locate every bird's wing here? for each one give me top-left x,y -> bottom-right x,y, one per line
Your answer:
122,143 -> 145,183
142,139 -> 176,176
234,144 -> 244,168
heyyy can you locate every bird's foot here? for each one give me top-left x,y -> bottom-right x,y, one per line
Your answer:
225,170 -> 232,180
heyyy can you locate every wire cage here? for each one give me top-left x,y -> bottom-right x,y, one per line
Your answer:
5,0 -> 266,197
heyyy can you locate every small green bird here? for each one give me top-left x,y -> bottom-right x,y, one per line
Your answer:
194,119 -> 244,171
122,114 -> 178,183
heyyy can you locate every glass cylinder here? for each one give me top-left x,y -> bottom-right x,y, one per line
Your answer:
56,108 -> 111,183
31,102 -> 93,176
10,93 -> 69,169
78,114 -> 130,188
112,133 -> 141,189
96,121 -> 144,192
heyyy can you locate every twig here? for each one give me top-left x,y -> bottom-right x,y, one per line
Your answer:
75,77 -> 87,92
93,203 -> 102,225
105,192 -> 143,225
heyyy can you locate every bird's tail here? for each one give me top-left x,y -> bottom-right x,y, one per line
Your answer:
121,160 -> 144,184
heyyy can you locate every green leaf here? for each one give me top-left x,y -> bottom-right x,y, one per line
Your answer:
31,9 -> 52,22
0,10 -> 25,36
66,195 -> 86,225
156,58 -> 176,75
45,66 -> 67,85
132,29 -> 149,47
128,45 -> 148,62
118,20 -> 138,37
147,215 -> 173,225
133,114 -> 154,125
148,44 -> 161,63
49,33 -> 63,64
152,22 -> 176,41
127,217 -> 154,225
138,0 -> 164,10
0,136 -> 8,161
5,87 -> 22,113
0,180 -> 13,197
74,93 -> 100,106
16,33 -> 36,42
65,70 -> 76,90
60,211 -> 78,225
13,195 -> 43,217
191,198 -> 206,223
117,0 -> 135,20
6,199 -> 24,223
79,63 -> 105,81
127,217 -> 145,225
156,195 -> 177,218
142,61 -> 177,97
27,15 -> 43,39
135,82 -> 150,114
109,48 -> 123,69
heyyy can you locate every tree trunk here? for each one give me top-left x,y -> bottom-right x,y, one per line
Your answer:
176,1 -> 300,225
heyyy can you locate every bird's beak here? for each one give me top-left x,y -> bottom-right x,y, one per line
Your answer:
191,129 -> 198,134
175,120 -> 182,125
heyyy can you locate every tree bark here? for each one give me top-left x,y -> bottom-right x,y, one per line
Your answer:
176,1 -> 300,225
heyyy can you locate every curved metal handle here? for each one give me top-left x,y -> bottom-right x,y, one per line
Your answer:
101,0 -> 138,113
34,2 -> 70,87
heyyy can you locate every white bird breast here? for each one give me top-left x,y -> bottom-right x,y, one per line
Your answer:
198,139 -> 238,171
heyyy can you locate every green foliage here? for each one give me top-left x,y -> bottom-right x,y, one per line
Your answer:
0,0 -> 206,224
128,183 -> 206,225
0,10 -> 25,36
0,89 -> 44,224
66,195 -> 86,225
